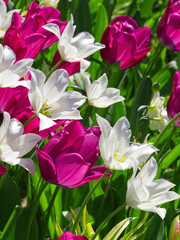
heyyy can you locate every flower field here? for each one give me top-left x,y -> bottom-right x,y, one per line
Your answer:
0,0 -> 180,239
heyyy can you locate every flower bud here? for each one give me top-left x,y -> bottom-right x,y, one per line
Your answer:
169,215 -> 180,240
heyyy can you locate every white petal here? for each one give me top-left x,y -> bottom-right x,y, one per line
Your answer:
10,58 -> 33,78
44,69 -> 69,104
38,113 -> 56,131
0,0 -> 6,28
0,111 -> 10,143
18,158 -> 35,175
10,134 -> 41,157
0,145 -> 19,164
43,23 -> 61,39
6,118 -> 24,144
61,14 -> 76,44
0,45 -> 15,71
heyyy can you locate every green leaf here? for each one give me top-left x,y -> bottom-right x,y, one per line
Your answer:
74,0 -> 92,33
140,0 -> 155,18
161,143 -> 180,170
143,215 -> 164,240
130,77 -> 152,138
0,173 -> 21,230
1,205 -> 22,240
103,218 -> 135,240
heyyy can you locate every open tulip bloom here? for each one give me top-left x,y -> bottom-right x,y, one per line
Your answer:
43,14 -> 105,71
85,73 -> 124,108
96,114 -> 157,170
126,157 -> 180,219
28,67 -> 86,130
0,44 -> 33,88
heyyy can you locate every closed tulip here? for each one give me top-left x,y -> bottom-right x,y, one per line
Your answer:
37,120 -> 110,188
157,0 -> 180,51
100,15 -> 152,69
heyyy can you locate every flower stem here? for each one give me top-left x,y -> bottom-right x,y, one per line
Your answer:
23,115 -> 36,127
45,59 -> 63,82
72,169 -> 110,234
143,44 -> 163,79
25,181 -> 48,240
91,202 -> 126,240
154,112 -> 180,147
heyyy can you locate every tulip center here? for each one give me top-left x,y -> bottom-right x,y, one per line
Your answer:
114,150 -> 127,162
40,100 -> 52,117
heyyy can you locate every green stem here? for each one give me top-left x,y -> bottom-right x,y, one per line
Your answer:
25,181 -> 48,240
23,115 -> 36,127
142,44 -> 163,79
72,169 -> 110,234
80,103 -> 89,114
43,186 -> 60,237
91,203 -> 126,240
154,112 -> 180,147
45,59 -> 63,82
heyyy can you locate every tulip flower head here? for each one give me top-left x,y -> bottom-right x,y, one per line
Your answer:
167,70 -> 180,127
147,92 -> 169,132
43,14 -> 105,71
28,68 -> 86,131
96,114 -> 157,170
100,15 -> 152,69
169,215 -> 180,240
0,112 -> 41,174
126,157 -> 180,219
0,44 -> 33,88
157,0 -> 180,51
36,120 -> 109,188
85,73 -> 124,108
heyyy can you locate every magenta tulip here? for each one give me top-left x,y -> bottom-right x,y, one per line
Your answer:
167,70 -> 180,126
3,1 -> 67,60
100,15 -> 152,69
37,121 -> 110,188
157,0 -> 180,51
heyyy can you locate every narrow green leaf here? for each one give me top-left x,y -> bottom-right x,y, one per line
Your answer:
103,218 -> 135,240
161,143 -> 180,170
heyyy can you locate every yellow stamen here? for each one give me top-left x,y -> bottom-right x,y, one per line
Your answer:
114,150 -> 127,162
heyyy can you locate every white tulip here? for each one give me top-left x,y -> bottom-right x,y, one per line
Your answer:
85,73 -> 124,108
0,112 -> 41,175
0,44 -> 33,88
43,14 -> 105,71
28,68 -> 86,131
126,157 -> 180,219
147,92 -> 170,132
96,114 -> 157,170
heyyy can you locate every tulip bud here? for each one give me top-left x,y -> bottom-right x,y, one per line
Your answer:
100,15 -> 152,69
157,0 -> 180,51
169,215 -> 180,240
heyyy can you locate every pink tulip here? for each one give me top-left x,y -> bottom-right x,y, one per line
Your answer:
167,70 -> 180,126
157,0 -> 180,51
100,15 -> 152,69
3,1 -> 67,60
37,121 -> 110,188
